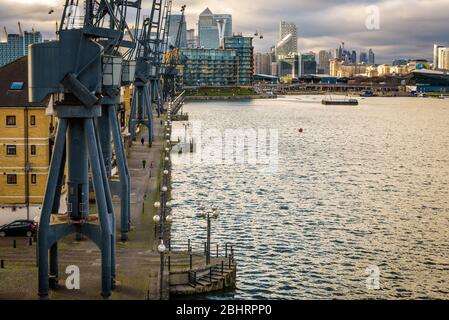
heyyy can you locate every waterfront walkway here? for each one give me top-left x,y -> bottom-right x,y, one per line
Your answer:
0,115 -> 171,299
0,107 -> 236,300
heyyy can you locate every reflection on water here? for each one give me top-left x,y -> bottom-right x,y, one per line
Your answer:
170,96 -> 449,299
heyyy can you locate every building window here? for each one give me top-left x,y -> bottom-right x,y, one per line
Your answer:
31,174 -> 37,185
6,116 -> 16,126
6,145 -> 17,156
9,82 -> 24,90
31,145 -> 36,155
6,174 -> 17,185
30,115 -> 36,126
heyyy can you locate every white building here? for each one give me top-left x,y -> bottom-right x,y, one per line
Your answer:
433,44 -> 444,69
437,47 -> 449,70
276,21 -> 298,59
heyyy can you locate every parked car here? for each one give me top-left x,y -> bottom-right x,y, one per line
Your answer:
0,220 -> 38,238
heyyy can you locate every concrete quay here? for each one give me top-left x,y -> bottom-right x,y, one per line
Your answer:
0,109 -> 236,300
0,116 -> 166,299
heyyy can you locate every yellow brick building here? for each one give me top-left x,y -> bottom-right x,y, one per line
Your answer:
121,85 -> 132,127
0,57 -> 54,222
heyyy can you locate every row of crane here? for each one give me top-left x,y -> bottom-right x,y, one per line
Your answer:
28,0 -> 185,299
3,21 -> 28,38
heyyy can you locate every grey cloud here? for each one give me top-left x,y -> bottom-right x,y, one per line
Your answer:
0,0 -> 447,63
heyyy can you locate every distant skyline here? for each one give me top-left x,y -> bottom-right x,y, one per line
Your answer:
0,0 -> 448,63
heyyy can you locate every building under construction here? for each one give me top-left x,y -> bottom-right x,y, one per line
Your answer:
0,25 -> 42,67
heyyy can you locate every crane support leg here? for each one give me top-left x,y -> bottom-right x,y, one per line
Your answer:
109,105 -> 131,241
86,118 -> 114,298
38,109 -> 116,300
38,118 -> 68,299
144,84 -> 154,146
97,106 -> 113,177
129,83 -> 154,147
129,87 -> 139,142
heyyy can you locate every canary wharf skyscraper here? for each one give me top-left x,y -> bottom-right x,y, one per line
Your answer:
198,8 -> 232,49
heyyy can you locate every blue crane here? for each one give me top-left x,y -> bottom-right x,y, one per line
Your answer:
128,0 -> 172,145
28,0 -> 138,299
97,1 -> 141,241
163,4 -> 186,100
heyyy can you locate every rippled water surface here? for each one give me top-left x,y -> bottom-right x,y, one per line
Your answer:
170,96 -> 449,299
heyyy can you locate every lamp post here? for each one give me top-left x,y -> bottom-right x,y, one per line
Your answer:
163,169 -> 169,187
165,201 -> 173,227
158,239 -> 166,300
206,212 -> 211,265
200,207 -> 218,266
153,201 -> 161,237
160,185 -> 168,239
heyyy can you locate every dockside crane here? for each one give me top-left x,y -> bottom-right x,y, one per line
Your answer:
155,0 -> 172,106
128,0 -> 172,145
28,0 -> 136,299
163,4 -> 185,100
97,0 -> 141,242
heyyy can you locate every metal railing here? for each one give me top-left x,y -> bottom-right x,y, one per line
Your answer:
163,238 -> 235,274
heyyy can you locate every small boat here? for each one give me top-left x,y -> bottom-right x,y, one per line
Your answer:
322,96 -> 359,106
360,90 -> 376,97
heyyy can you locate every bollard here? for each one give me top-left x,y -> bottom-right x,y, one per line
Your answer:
1,259 -> 4,269
168,239 -> 171,252
13,240 -> 16,248
221,260 -> 224,275
168,255 -> 171,272
216,244 -> 219,258
29,237 -> 33,246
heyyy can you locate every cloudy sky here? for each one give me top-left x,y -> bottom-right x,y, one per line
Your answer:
0,0 -> 448,63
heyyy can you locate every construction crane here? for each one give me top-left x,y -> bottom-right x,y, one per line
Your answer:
18,21 -> 23,36
28,0 -> 136,299
163,5 -> 185,100
128,0 -> 172,145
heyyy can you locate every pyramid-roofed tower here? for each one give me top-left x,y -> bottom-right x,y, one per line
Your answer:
200,7 -> 213,16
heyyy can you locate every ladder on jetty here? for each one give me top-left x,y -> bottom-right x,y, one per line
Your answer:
187,252 -> 236,287
171,91 -> 186,115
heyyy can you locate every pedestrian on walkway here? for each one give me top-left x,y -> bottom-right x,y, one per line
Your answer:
141,137 -> 145,145
142,159 -> 147,169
